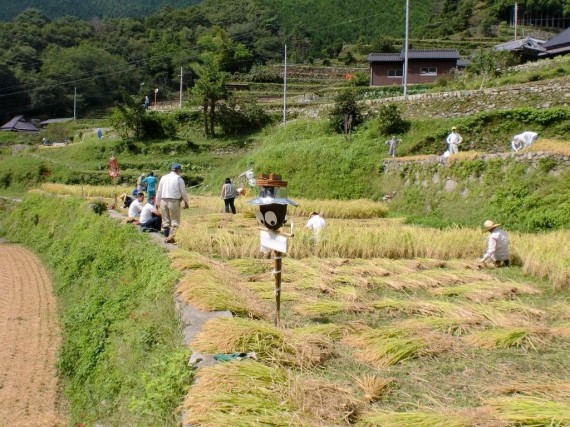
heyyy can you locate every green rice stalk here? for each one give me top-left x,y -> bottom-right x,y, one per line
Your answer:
465,327 -> 552,349
356,409 -> 477,427
486,396 -> 570,425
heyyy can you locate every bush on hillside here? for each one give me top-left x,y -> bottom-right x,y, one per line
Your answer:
376,104 -> 411,136
329,89 -> 363,140
217,96 -> 271,136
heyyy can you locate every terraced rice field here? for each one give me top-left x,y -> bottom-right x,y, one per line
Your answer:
172,198 -> 570,427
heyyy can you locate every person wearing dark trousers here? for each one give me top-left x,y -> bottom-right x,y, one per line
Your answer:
220,177 -> 237,214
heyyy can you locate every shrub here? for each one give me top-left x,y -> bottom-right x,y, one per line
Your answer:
376,103 -> 411,136
217,97 -> 271,136
328,89 -> 363,139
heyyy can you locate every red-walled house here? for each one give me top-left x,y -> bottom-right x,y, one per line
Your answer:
368,49 -> 461,86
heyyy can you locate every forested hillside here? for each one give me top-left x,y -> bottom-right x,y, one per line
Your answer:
0,0 -> 569,122
0,0 -> 203,21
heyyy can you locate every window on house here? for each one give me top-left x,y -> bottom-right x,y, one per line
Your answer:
420,67 -> 437,76
388,69 -> 403,77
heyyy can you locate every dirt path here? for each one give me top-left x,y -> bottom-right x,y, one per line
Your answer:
0,244 -> 65,427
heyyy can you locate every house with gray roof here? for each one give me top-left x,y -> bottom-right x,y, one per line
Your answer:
0,115 -> 39,132
541,26 -> 570,56
368,49 -> 461,86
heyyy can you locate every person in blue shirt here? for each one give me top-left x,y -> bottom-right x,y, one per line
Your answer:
142,171 -> 157,199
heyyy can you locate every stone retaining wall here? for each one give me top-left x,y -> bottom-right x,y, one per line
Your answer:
366,77 -> 570,119
383,151 -> 570,173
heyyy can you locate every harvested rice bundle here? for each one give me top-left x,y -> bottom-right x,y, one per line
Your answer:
353,374 -> 393,402
293,323 -> 346,341
356,409 -> 479,427
371,269 -> 493,291
169,250 -> 212,271
486,300 -> 545,320
487,382 -> 570,400
343,325 -> 433,367
294,300 -> 371,316
289,376 -> 361,424
226,258 -> 270,275
332,285 -> 361,302
401,315 -> 484,336
429,280 -> 540,302
464,327 -> 553,349
371,298 -> 469,318
183,361 -> 302,426
191,317 -> 333,368
546,302 -> 570,321
177,269 -> 269,319
551,322 -> 570,338
485,396 -> 570,425
467,304 -> 538,328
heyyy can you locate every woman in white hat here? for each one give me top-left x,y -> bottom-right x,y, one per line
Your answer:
480,220 -> 510,267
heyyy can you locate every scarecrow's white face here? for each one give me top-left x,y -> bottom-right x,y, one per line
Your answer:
256,204 -> 287,231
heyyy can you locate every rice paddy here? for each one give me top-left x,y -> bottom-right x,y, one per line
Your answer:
37,185 -> 570,425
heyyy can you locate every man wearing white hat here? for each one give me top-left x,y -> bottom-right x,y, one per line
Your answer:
446,126 -> 463,155
480,220 -> 510,267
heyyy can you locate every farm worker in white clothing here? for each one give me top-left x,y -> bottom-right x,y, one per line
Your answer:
306,212 -> 326,240
511,131 -> 538,152
446,126 -> 463,155
479,219 -> 510,267
155,162 -> 189,243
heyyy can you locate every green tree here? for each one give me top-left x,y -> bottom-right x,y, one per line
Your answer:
191,60 -> 228,137
376,104 -> 411,136
328,89 -> 363,140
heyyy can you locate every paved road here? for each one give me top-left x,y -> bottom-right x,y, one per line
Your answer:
0,244 -> 65,426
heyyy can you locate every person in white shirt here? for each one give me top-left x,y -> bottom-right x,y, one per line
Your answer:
127,192 -> 145,220
446,126 -> 463,155
479,219 -> 510,267
155,163 -> 189,242
139,194 -> 162,232
306,212 -> 326,240
511,131 -> 538,152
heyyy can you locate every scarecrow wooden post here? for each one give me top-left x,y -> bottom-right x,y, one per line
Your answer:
249,173 -> 298,326
107,156 -> 120,208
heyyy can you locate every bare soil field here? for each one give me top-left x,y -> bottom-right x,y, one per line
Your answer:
0,243 -> 65,427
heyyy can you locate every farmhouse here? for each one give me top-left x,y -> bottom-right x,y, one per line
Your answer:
368,49 -> 461,86
0,115 -> 39,132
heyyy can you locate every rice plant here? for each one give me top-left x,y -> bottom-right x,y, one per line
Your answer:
353,374 -> 393,402
293,300 -> 370,316
190,317 -> 333,368
177,269 -> 269,319
343,326 -> 429,367
41,182 -> 131,197
485,396 -> 570,426
356,409 -> 479,427
464,327 -> 552,349
429,280 -> 540,302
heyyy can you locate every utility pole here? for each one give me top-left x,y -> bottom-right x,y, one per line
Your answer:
514,2 -> 518,40
403,0 -> 409,98
283,44 -> 287,125
179,66 -> 183,108
73,86 -> 77,120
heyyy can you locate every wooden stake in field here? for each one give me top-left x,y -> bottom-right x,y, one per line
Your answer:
273,251 -> 282,326
249,173 -> 298,326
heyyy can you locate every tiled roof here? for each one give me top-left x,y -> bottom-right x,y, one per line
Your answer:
543,26 -> 570,49
494,37 -> 545,52
1,115 -> 39,132
368,49 -> 460,62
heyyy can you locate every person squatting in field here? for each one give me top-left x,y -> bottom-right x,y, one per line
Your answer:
479,219 -> 510,267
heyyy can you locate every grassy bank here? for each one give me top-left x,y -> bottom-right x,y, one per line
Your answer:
2,193 -> 192,426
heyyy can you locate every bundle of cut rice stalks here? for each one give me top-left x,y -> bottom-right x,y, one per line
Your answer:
429,280 -> 540,302
177,268 -> 270,319
485,396 -> 570,426
169,250 -> 213,271
183,361 -> 361,426
293,300 -> 371,317
464,326 -> 553,350
191,317 -> 333,368
371,269 -> 493,292
342,325 -> 445,368
355,408 -> 484,427
487,381 -> 570,400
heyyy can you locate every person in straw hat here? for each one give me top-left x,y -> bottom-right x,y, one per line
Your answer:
446,126 -> 463,155
479,220 -> 510,267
